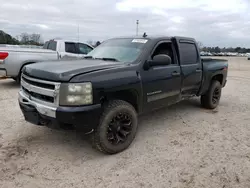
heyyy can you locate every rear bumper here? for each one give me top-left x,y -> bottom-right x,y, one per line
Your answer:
18,90 -> 102,132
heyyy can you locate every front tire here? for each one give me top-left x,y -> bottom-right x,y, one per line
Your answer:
13,70 -> 22,84
201,80 -> 222,109
93,100 -> 138,154
15,74 -> 21,84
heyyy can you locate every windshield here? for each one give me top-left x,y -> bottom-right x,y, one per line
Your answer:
86,38 -> 148,62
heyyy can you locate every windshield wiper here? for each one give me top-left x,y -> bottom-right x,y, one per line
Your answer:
84,56 -> 119,62
84,55 -> 93,59
96,57 -> 120,62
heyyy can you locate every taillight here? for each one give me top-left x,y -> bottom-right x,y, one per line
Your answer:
0,52 -> 9,60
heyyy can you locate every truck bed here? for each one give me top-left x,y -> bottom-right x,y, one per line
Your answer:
0,47 -> 57,54
201,58 -> 228,63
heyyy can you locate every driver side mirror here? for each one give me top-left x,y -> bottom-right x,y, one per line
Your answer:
144,54 -> 172,70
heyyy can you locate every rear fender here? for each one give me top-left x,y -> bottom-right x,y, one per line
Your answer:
198,72 -> 225,96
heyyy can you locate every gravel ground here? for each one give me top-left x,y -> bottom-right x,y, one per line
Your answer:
0,57 -> 250,188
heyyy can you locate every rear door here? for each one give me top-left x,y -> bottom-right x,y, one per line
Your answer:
176,39 -> 202,96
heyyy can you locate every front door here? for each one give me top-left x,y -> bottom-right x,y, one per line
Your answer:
140,41 -> 182,112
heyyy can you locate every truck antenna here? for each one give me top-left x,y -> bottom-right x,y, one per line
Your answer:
77,24 -> 80,56
136,20 -> 139,36
77,24 -> 80,43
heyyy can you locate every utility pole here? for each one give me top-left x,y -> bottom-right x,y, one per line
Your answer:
77,24 -> 80,43
136,20 -> 139,36
77,24 -> 80,57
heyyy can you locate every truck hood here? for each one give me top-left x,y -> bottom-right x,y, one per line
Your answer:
22,59 -> 126,82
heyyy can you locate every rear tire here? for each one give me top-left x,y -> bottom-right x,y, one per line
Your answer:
92,100 -> 138,154
201,80 -> 222,109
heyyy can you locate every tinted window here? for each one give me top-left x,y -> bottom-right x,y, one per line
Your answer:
77,43 -> 93,54
65,42 -> 77,53
152,42 -> 175,64
179,43 -> 198,64
47,41 -> 57,51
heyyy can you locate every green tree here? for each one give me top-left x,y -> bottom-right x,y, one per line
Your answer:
0,30 -> 20,44
214,46 -> 221,53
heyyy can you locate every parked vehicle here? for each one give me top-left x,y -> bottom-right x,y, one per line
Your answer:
200,51 -> 212,56
18,35 -> 228,154
43,39 -> 94,59
0,48 -> 59,82
0,40 -> 94,82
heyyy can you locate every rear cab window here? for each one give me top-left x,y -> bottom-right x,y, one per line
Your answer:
179,41 -> 199,65
43,41 -> 49,49
45,41 -> 57,51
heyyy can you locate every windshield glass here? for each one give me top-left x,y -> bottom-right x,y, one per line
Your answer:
86,38 -> 148,62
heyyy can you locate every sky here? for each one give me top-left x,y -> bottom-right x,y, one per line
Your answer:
0,0 -> 250,47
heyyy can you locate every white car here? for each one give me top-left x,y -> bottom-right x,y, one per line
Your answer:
247,53 -> 250,60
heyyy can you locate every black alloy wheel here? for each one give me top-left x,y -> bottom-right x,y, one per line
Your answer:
201,80 -> 222,109
212,87 -> 221,105
93,100 -> 138,154
107,112 -> 133,145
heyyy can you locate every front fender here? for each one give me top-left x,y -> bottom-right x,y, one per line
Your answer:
70,68 -> 142,108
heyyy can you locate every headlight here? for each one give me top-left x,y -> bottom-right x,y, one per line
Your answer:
59,83 -> 93,106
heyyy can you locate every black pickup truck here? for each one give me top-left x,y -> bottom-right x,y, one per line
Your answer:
19,35 -> 228,154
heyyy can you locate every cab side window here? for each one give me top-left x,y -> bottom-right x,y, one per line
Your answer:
65,42 -> 77,54
179,42 -> 198,65
152,42 -> 175,64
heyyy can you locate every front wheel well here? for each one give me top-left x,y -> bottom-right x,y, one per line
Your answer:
15,62 -> 35,83
211,74 -> 223,85
101,90 -> 139,112
19,62 -> 35,75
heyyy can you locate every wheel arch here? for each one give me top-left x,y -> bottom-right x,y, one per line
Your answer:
211,74 -> 223,85
100,89 -> 140,113
16,61 -> 36,83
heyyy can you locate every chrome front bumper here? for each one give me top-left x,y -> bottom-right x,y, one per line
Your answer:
18,90 -> 56,118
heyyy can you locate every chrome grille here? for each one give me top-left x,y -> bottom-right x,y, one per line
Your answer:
21,73 -> 61,107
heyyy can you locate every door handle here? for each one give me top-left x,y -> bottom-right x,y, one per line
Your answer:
171,71 -> 180,76
196,68 -> 202,73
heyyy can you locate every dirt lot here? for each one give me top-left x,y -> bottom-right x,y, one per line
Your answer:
0,57 -> 250,188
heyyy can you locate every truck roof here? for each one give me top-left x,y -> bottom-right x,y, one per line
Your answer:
46,39 -> 94,47
110,35 -> 196,42
49,39 -> 85,43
